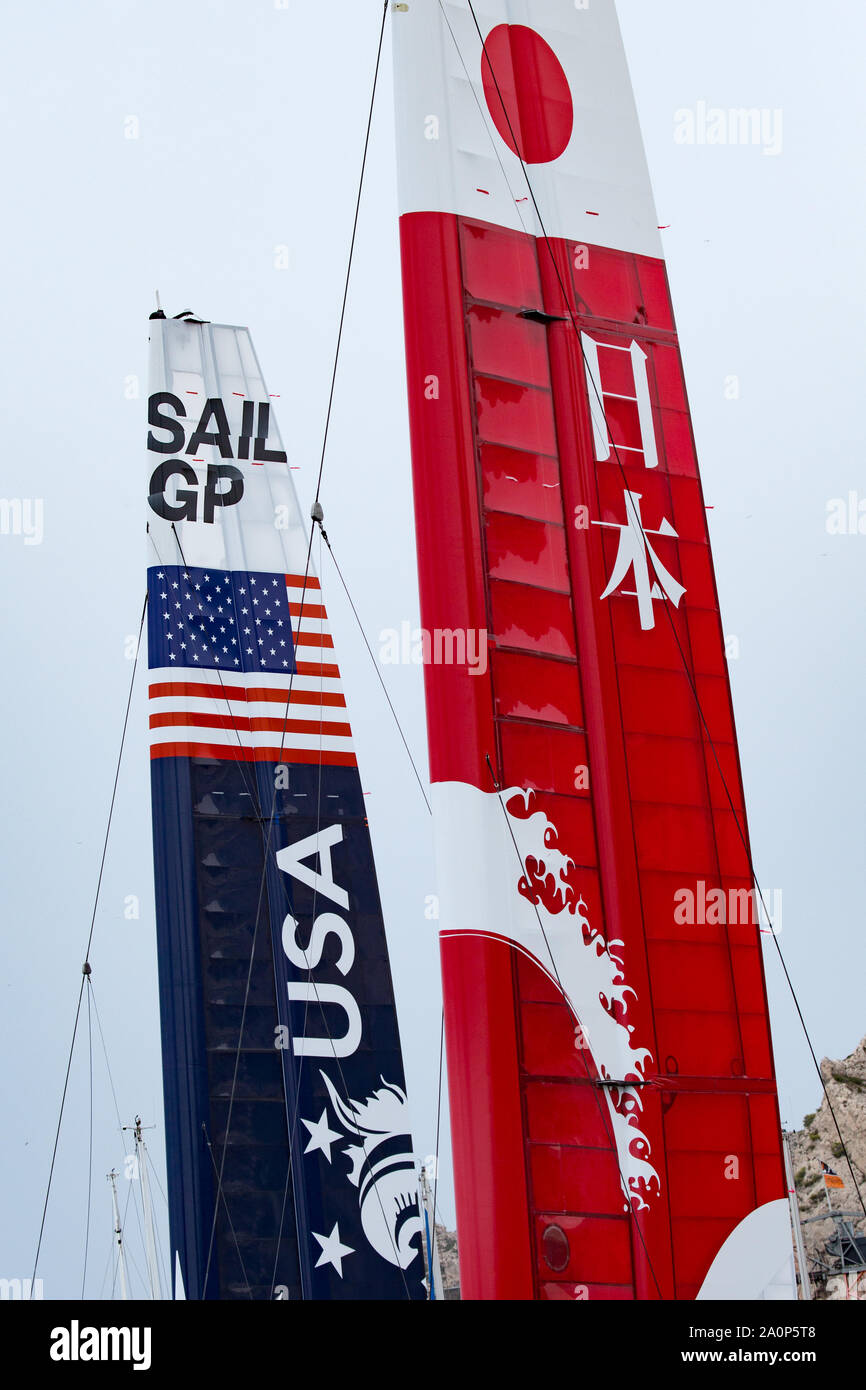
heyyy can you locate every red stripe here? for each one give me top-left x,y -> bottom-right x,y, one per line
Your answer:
150,711 -> 352,737
150,743 -> 357,766
292,631 -> 334,650
148,681 -> 346,707
285,573 -> 320,589
296,660 -> 340,679
289,602 -> 328,620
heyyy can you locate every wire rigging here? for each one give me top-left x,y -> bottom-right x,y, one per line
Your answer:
80,979 -> 95,1298
319,532 -> 431,813
29,592 -> 148,1297
201,0 -> 418,1299
464,0 -> 866,1223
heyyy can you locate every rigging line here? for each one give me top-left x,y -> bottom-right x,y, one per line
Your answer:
255,538 -> 416,1300
201,832 -> 269,1296
269,527 -> 329,1298
145,1157 -> 178,1294
320,531 -> 432,815
312,0 -> 389,506
436,0 -> 531,240
145,1143 -> 172,1301
29,980 -> 85,1298
29,592 -> 148,1297
119,1180 -> 149,1299
100,1227 -> 116,1302
153,529 -> 268,1289
168,512 -> 366,1297
84,591 -> 149,969
484,756 -> 666,1300
88,982 -> 149,1263
428,1007 -> 445,1299
151,526 -> 316,1298
81,980 -> 95,1299
575,276 -> 866,1215
202,1125 -> 255,1299
155,527 -> 314,1296
206,3 -> 401,1297
465,0 -> 866,1221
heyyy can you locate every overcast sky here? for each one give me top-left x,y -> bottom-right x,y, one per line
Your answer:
1,0 -> 863,1299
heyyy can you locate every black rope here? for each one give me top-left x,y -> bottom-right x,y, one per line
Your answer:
484,755 -> 665,1300
464,0 -> 865,1225
88,981 -> 151,1283
80,981 -> 94,1298
319,531 -> 431,814
202,0 -> 403,1297
427,1008 -> 445,1299
201,1125 -> 254,1299
313,0 -> 389,505
29,592 -> 148,1297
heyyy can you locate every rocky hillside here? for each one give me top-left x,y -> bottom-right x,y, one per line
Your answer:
788,1034 -> 866,1293
432,1225 -> 460,1295
422,1040 -> 866,1300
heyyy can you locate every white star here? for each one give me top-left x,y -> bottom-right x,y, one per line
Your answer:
312,1223 -> 354,1278
301,1109 -> 342,1163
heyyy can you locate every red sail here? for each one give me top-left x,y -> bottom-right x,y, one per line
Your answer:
393,5 -> 793,1301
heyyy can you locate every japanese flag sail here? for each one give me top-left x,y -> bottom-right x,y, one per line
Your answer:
393,2 -> 794,1300
147,317 -> 425,1300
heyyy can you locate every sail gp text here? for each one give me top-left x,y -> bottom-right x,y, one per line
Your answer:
147,392 -> 286,524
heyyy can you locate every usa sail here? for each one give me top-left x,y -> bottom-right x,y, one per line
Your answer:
393,2 -> 794,1300
147,316 -> 425,1300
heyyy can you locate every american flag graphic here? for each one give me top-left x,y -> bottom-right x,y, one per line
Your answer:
147,564 -> 356,766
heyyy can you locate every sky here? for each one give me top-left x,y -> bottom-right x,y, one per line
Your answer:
0,0 -> 864,1299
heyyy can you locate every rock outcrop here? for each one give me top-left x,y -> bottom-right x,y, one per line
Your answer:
787,1034 -> 866,1296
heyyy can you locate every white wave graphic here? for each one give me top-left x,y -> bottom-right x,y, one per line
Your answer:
434,781 -> 660,1212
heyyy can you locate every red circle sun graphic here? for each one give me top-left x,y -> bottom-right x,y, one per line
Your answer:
481,24 -> 574,165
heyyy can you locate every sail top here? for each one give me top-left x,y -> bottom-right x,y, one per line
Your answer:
392,0 -> 662,255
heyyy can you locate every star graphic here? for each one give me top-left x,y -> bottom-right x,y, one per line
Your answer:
312,1223 -> 354,1278
301,1109 -> 342,1164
